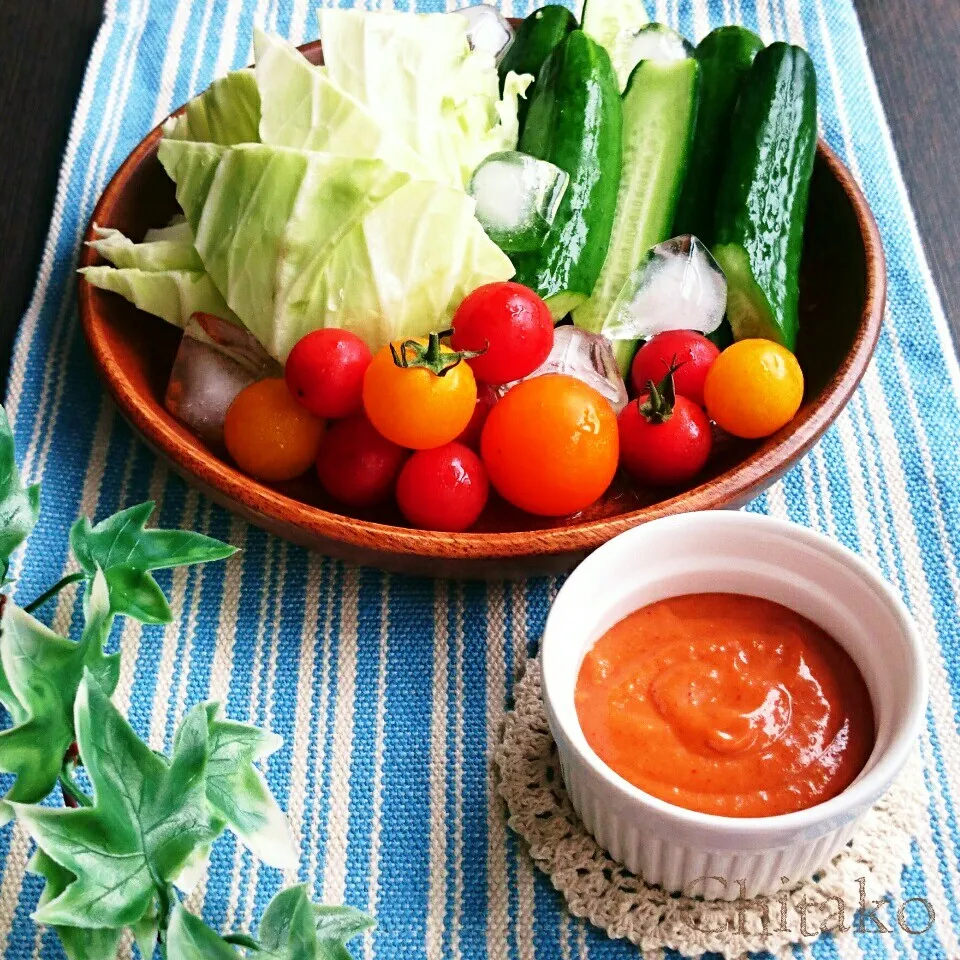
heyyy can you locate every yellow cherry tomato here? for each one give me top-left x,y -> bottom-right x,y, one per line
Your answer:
224,378 -> 325,482
363,334 -> 478,450
704,339 -> 804,439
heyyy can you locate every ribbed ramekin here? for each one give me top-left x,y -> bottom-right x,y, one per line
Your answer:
541,512 -> 927,900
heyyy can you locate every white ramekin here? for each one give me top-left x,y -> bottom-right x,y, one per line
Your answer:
541,511 -> 927,900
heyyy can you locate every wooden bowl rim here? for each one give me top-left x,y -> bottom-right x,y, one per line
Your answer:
78,39 -> 886,562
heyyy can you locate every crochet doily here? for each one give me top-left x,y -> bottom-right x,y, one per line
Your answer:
493,659 -> 925,958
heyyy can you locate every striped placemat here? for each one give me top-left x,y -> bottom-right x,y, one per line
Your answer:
4,0 -> 960,958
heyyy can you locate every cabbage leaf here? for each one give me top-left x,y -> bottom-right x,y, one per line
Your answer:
158,139 -> 513,359
88,224 -> 203,271
254,30 -> 431,178
164,69 -> 261,145
79,267 -> 239,328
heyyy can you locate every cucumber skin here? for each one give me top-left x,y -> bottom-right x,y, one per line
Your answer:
673,26 -> 764,243
498,6 -> 578,131
572,56 -> 701,352
712,42 -> 817,352
512,31 -> 623,318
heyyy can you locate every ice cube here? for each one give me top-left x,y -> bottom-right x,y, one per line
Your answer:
457,4 -> 514,62
165,312 -> 282,445
602,235 -> 727,343
496,325 -> 629,414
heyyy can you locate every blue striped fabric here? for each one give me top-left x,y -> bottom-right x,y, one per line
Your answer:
3,0 -> 960,957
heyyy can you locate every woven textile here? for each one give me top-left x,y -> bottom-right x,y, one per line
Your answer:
3,0 -> 960,958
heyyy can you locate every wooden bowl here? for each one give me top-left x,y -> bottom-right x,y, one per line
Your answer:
79,38 -> 886,579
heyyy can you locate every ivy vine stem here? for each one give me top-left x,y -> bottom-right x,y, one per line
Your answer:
23,571 -> 86,614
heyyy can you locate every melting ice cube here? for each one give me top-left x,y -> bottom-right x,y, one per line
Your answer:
457,4 -> 514,62
496,325 -> 629,414
602,235 -> 727,344
165,312 -> 282,445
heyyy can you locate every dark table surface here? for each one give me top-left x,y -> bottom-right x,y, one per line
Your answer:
1,0 -> 958,398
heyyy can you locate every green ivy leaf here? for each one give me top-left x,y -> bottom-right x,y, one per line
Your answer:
260,886 -> 373,960
69,501 -> 236,624
167,905 -> 241,959
27,850 -> 123,960
0,574 -> 120,809
0,404 -> 40,585
14,674 -> 218,930
197,704 -> 297,871
166,888 -> 374,960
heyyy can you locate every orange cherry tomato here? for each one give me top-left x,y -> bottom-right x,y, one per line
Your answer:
363,335 -> 478,450
481,374 -> 619,516
224,378 -> 325,482
703,339 -> 804,439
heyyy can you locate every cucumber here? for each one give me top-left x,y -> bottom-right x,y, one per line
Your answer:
468,151 -> 569,253
498,6 -> 577,131
712,42 -> 817,351
581,0 -> 651,89
512,31 -> 623,319
673,26 -> 764,243
572,56 -> 701,373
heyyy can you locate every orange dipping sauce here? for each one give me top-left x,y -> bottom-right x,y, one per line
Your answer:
575,593 -> 875,818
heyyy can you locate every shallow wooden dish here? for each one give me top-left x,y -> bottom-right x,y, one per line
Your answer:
79,37 -> 886,578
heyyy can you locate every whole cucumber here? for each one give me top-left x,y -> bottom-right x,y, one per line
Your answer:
498,6 -> 578,131
712,42 -> 817,352
512,30 -> 623,319
673,26 -> 764,244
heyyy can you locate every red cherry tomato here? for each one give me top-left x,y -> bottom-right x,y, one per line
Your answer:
450,282 -> 554,385
395,443 -> 489,532
316,413 -> 408,508
630,330 -> 719,408
285,328 -> 372,418
618,371 -> 712,487
455,384 -> 497,450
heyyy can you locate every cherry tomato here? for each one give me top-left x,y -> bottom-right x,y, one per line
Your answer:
455,384 -> 497,450
704,339 -> 804,439
481,374 -> 618,516
450,282 -> 554,385
224,378 -> 325,482
618,370 -> 712,487
395,443 -> 489,532
285,328 -> 372,419
630,330 -> 720,407
363,333 -> 477,450
315,413 -> 408,508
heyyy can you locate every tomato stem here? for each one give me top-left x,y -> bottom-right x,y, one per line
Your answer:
639,360 -> 684,425
390,330 -> 486,377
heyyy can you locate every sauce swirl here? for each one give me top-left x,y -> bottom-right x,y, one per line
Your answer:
575,593 -> 874,817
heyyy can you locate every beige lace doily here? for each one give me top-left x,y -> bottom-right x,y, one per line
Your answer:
493,658 -> 926,958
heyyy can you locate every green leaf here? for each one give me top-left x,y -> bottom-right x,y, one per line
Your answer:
69,501 -> 236,624
259,886 -> 373,960
198,704 -> 297,870
14,674 -> 217,930
0,404 -> 40,584
166,904 -> 241,959
131,900 -> 161,960
28,850 -> 123,960
0,584 -> 119,808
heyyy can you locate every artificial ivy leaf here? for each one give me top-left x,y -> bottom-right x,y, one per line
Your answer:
0,404 -> 40,585
0,582 -> 119,810
14,674 -> 217,930
27,849 -> 123,960
166,904 -> 240,959
69,501 -> 236,624
131,901 -> 161,960
197,704 -> 297,870
259,886 -> 373,960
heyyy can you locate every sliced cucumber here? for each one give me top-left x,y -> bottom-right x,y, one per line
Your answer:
583,0 -> 691,92
712,43 -> 817,350
572,56 -> 700,373
468,151 -> 569,253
